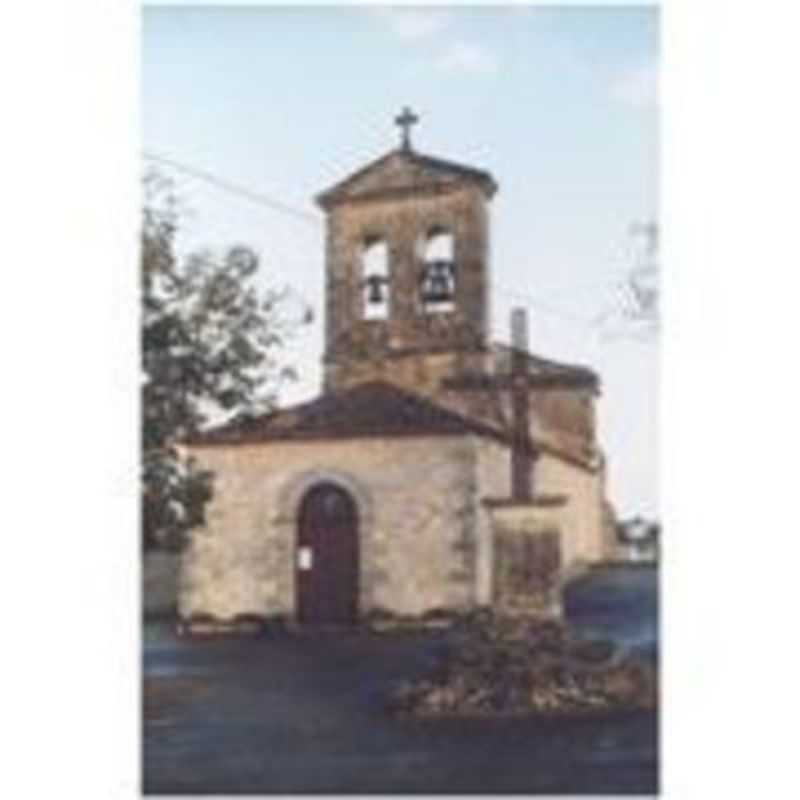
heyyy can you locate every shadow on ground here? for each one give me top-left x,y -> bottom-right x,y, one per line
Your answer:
143,564 -> 658,795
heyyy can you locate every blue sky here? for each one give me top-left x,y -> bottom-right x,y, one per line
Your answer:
142,4 -> 659,516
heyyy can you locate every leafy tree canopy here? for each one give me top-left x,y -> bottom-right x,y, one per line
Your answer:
141,173 -> 307,550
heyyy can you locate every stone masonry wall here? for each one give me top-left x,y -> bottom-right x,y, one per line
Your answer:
489,504 -> 564,618
475,439 -> 608,574
324,183 -> 490,388
180,435 -> 482,621
537,454 -> 608,568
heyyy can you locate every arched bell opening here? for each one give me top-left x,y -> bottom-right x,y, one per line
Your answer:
360,236 -> 390,321
419,227 -> 456,314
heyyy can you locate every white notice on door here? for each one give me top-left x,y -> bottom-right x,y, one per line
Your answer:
298,547 -> 313,570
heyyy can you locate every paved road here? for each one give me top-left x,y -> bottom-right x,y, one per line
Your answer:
143,565 -> 658,795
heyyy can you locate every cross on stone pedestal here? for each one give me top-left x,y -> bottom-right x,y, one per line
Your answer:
394,106 -> 419,151
446,307 -> 599,500
445,308 -> 537,502
509,308 -> 534,501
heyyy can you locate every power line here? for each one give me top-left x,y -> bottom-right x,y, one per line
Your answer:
143,151 -> 646,337
142,150 -> 323,227
492,283 -> 596,327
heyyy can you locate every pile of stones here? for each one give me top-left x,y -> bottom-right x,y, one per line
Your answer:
387,610 -> 657,717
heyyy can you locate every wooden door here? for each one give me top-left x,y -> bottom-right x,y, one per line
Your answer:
296,483 -> 359,625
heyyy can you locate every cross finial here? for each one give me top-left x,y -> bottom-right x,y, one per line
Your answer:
394,106 -> 419,151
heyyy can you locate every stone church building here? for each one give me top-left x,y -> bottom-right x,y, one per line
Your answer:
180,112 -> 614,626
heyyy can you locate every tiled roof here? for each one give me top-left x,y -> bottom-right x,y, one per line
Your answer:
186,380 -> 520,448
489,343 -> 599,388
186,380 -> 599,471
440,344 -> 599,394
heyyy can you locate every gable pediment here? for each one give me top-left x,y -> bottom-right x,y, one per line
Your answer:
316,148 -> 497,209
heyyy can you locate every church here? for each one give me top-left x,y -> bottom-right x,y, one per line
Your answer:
180,110 -> 615,627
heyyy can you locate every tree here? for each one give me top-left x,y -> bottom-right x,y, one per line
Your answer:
624,221 -> 659,331
141,173 -> 304,550
595,221 -> 660,339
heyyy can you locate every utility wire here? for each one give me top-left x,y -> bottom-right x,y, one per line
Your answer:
143,150 -> 323,227
143,151 -> 637,333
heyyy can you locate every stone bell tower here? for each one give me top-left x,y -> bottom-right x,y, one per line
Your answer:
316,108 -> 498,395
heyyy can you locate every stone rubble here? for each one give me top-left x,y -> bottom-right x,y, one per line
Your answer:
387,609 -> 657,717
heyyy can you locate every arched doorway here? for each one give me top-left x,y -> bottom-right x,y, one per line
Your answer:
296,483 -> 360,625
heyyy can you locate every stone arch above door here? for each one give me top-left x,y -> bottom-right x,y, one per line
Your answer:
275,468 -> 374,527
272,468 -> 383,615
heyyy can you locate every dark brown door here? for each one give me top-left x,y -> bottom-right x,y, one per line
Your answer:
296,483 -> 359,625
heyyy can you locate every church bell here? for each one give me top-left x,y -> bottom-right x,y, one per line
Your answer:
420,259 -> 456,304
364,274 -> 388,305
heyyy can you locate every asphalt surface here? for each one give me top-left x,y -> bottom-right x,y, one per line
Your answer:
143,564 -> 658,795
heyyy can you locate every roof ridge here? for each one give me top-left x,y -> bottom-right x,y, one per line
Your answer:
492,341 -> 597,379
187,378 -> 512,447
186,379 -> 598,472
335,379 -> 511,437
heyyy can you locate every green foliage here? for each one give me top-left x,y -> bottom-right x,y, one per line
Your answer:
141,172 -> 303,550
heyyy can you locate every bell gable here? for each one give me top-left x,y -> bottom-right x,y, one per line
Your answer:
316,148 -> 497,210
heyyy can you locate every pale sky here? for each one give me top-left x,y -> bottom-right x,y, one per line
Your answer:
142,4 -> 659,517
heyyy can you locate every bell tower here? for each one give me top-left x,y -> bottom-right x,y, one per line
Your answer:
316,109 -> 498,394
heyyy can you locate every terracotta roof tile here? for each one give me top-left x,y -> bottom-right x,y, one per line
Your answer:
187,381 -> 598,472
187,380 -> 516,447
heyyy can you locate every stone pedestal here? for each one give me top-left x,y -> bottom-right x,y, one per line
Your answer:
485,496 -> 567,618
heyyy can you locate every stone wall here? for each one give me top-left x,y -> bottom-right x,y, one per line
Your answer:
327,347 -> 600,478
323,183 -> 490,388
476,439 -> 609,573
488,503 -> 564,617
325,348 -> 491,401
537,454 -> 607,568
181,434 -> 483,621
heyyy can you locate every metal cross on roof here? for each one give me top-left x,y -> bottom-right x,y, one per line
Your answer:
394,106 -> 419,151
